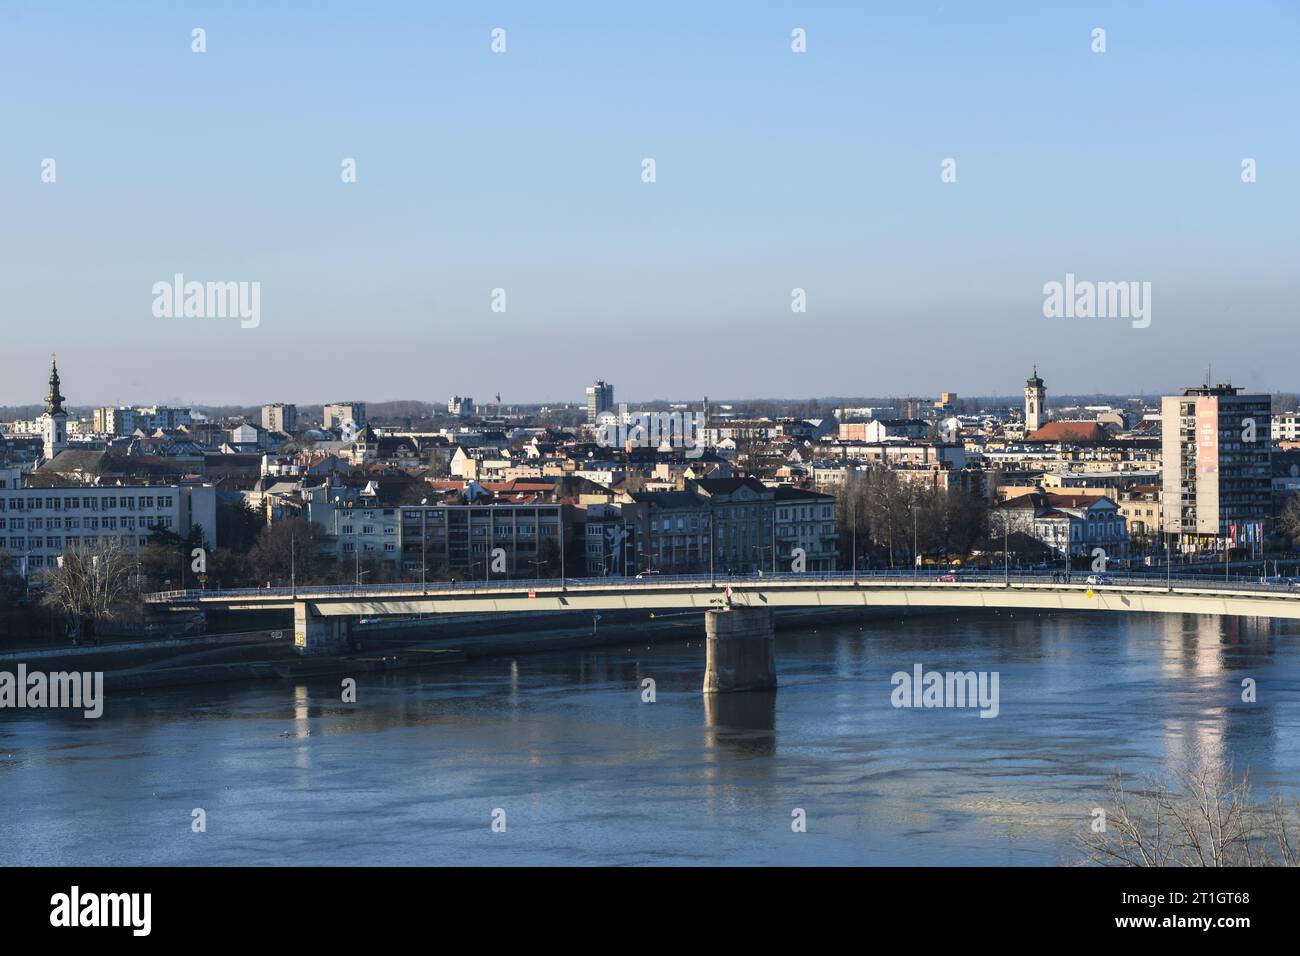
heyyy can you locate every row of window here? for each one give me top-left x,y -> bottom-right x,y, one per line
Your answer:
1,495 -> 174,512
340,542 -> 398,553
777,506 -> 834,520
0,516 -> 170,531
0,535 -> 150,553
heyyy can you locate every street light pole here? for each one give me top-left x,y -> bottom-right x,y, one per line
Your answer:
851,493 -> 857,582
770,505 -> 776,575
709,503 -> 715,585
912,503 -> 918,578
1003,513 -> 1009,587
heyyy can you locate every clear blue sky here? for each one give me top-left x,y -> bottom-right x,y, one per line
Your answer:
3,1 -> 1297,407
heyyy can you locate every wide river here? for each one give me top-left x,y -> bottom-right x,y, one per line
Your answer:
3,609 -> 1299,865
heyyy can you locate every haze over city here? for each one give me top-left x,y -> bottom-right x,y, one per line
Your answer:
4,0 -> 1298,404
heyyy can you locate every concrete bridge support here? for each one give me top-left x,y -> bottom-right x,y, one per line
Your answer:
293,602 -> 352,656
703,606 -> 776,693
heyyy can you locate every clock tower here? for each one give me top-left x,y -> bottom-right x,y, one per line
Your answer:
1024,367 -> 1045,434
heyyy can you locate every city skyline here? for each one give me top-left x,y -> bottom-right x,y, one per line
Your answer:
4,1 -> 1298,403
0,354 -> 1289,413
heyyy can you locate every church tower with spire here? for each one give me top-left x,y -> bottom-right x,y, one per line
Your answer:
1024,366 -> 1045,434
41,354 -> 68,462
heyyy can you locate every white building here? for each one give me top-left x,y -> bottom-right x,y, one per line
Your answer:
1273,413 -> 1300,442
997,489 -> 1128,560
0,468 -> 218,576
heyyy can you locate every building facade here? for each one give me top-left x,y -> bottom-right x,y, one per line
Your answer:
93,404 -> 192,436
324,402 -> 367,430
585,381 -> 614,425
0,472 -> 218,576
261,403 -> 298,434
998,489 -> 1129,561
398,502 -> 565,579
1161,385 -> 1271,550
774,486 -> 838,572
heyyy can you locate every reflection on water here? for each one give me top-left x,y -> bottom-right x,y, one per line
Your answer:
704,690 -> 777,757
1,610 -> 1299,866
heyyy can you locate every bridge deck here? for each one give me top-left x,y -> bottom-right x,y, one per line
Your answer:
145,572 -> 1300,620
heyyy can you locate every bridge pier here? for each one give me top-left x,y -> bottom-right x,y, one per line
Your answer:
293,602 -> 351,656
703,606 -> 776,693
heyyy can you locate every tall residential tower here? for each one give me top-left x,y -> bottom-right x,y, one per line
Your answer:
586,380 -> 614,424
1161,384 -> 1272,550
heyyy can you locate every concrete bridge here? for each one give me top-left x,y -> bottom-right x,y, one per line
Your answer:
145,571 -> 1300,692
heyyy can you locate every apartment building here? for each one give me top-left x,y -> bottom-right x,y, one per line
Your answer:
1117,485 -> 1162,542
694,477 -> 776,574
1272,413 -> 1300,442
93,405 -> 192,435
1161,385 -> 1271,550
323,402 -> 367,430
0,467 -> 217,575
625,489 -> 712,574
585,381 -> 614,425
261,403 -> 298,434
398,501 -> 566,579
773,486 -> 838,572
583,501 -> 636,576
331,497 -> 400,571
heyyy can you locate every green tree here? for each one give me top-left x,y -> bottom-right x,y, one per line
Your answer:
1279,494 -> 1300,546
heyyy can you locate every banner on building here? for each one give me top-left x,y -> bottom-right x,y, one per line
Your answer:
1195,397 -> 1218,476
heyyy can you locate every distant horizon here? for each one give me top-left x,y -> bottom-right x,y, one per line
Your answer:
4,386 -> 1297,420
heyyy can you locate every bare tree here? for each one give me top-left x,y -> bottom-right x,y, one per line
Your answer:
1077,763 -> 1300,867
40,540 -> 140,642
248,517 -> 331,587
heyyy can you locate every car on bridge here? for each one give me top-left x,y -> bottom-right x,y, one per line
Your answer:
1085,574 -> 1114,586
1260,576 -> 1300,590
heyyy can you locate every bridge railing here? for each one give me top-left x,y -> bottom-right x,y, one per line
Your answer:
144,568 -> 1300,603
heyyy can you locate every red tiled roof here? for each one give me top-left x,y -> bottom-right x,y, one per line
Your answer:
1024,421 -> 1110,444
